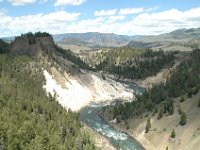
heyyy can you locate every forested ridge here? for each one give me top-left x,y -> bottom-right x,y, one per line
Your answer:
0,38 -> 96,149
104,49 -> 200,122
95,49 -> 176,79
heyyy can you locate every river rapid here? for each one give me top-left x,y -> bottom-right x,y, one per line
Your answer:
80,82 -> 145,150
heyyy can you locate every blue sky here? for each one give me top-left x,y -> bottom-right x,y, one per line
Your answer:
0,0 -> 200,37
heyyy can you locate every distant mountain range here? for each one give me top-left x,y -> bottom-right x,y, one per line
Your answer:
1,27 -> 200,49
53,32 -> 142,47
127,27 -> 200,49
134,27 -> 200,43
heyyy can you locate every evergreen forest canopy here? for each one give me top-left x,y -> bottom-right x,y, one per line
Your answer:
0,34 -> 96,150
95,48 -> 176,79
105,49 -> 200,121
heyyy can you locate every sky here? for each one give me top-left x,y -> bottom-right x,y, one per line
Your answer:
0,0 -> 200,37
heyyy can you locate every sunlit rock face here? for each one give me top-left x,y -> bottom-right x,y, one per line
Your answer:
43,70 -> 134,111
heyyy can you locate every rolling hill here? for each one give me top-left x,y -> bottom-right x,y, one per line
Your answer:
53,32 -> 142,48
127,27 -> 200,50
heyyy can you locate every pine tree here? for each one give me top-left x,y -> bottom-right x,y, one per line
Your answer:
171,129 -> 176,138
145,118 -> 151,133
180,112 -> 187,126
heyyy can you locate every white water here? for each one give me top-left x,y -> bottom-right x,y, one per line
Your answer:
80,105 -> 144,150
43,69 -> 144,150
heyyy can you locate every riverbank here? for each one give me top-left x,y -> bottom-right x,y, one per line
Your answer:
99,112 -> 151,150
102,92 -> 200,150
103,117 -> 156,150
81,104 -> 145,150
83,124 -> 116,150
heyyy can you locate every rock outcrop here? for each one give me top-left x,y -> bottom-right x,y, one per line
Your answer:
10,33 -> 56,56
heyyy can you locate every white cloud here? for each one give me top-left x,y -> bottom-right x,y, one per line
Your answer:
72,7 -> 200,35
8,0 -> 37,5
0,11 -> 80,36
120,7 -> 200,35
54,0 -> 85,6
119,7 -> 144,15
94,9 -> 117,16
1,7 -> 200,37
106,15 -> 125,23
43,11 -> 80,21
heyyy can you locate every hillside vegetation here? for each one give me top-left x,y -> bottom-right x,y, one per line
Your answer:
103,49 -> 200,122
93,48 -> 176,80
0,33 -> 97,150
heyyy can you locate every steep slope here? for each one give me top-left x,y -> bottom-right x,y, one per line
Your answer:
90,48 -> 176,80
7,32 -> 135,111
43,68 -> 134,111
1,32 -> 114,149
9,32 -> 55,56
103,49 -> 200,150
1,32 -> 136,149
0,53 -> 96,150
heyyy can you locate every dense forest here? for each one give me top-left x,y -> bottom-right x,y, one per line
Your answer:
104,49 -> 200,122
0,42 -> 96,149
95,49 -> 176,79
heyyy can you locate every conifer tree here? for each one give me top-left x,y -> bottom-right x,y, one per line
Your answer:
171,129 -> 176,138
145,118 -> 151,133
180,112 -> 187,126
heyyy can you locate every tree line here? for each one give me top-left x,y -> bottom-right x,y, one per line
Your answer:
104,49 -> 200,122
95,49 -> 176,79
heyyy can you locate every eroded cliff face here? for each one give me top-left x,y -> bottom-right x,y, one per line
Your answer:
8,33 -> 134,111
43,67 -> 134,111
10,36 -> 56,56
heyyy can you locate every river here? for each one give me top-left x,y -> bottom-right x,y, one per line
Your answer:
80,82 -> 145,150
